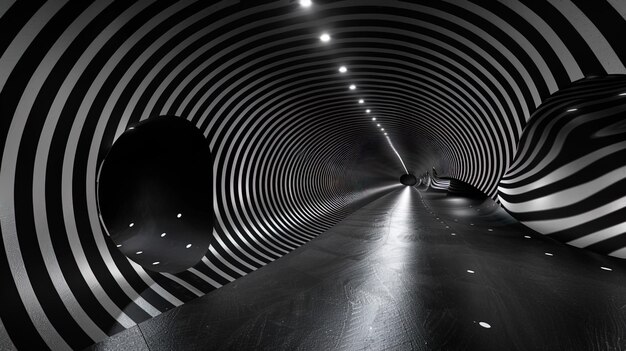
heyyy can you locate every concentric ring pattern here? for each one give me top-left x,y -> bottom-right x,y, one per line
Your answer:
1,1 -> 625,349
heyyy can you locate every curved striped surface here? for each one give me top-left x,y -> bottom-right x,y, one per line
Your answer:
498,74 -> 626,258
429,168 -> 451,192
1,1 -> 625,349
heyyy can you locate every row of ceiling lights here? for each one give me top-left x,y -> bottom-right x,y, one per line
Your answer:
305,0 -> 409,173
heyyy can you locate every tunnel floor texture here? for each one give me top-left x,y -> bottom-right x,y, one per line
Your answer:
91,187 -> 626,351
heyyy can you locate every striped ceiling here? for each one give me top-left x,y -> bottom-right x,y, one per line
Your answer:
1,0 -> 625,349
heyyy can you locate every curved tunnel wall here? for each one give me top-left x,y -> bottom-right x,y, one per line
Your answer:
0,1 -> 625,349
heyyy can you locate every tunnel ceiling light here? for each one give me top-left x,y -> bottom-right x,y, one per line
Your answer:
152,261 -> 160,265
381,128 -> 385,131
601,266 -> 612,271
524,235 -> 531,238
299,0 -> 312,7
358,99 -> 364,104
349,84 -> 356,90
136,251 -> 143,255
566,108 -> 578,112
467,270 -> 475,274
161,233 -> 166,237
116,244 -> 122,248
620,92 -> 626,96
129,222 -> 134,227
338,66 -> 347,73
478,322 -> 491,329
372,117 -> 376,121
320,33 -> 330,42
376,123 -> 380,127
186,244 -> 192,249
384,132 -> 388,135
366,109 -> 371,113
544,252 -> 553,256
177,213 -> 182,218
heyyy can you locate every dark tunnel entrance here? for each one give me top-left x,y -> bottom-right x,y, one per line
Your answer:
399,173 -> 418,186
97,116 -> 213,273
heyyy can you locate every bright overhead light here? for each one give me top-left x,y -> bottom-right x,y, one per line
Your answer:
152,261 -> 160,265
358,99 -> 364,104
177,213 -> 182,218
467,270 -> 475,274
186,244 -> 192,249
601,266 -> 612,271
116,244 -> 122,248
381,128 -> 385,131
349,84 -> 356,90
566,108 -> 578,112
372,117 -> 376,121
136,251 -> 143,255
365,109 -> 371,113
320,33 -> 330,42
619,92 -> 626,96
160,233 -> 166,237
376,124 -> 380,127
544,252 -> 553,256
129,222 -> 134,228
338,66 -> 347,73
524,235 -> 531,238
384,132 -> 388,135
299,0 -> 312,7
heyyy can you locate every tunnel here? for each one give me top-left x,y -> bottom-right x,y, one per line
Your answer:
1,1 -> 626,350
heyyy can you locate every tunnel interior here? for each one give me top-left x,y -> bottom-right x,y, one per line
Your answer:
1,0 -> 626,350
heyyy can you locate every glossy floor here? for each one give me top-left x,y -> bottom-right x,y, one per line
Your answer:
90,187 -> 626,350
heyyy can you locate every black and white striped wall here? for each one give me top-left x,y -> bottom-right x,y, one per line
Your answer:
1,1 -> 625,349
498,75 -> 626,258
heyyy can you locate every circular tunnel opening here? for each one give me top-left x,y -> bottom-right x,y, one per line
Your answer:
399,173 -> 417,186
97,116 -> 213,273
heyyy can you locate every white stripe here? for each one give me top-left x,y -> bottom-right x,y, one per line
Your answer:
608,0 -> 626,21
188,268 -> 222,289
0,1 -> 67,92
201,256 -> 235,282
113,0 -> 215,136
127,261 -> 183,307
609,246 -> 626,259
0,1 -> 90,349
160,273 -> 203,297
53,0 -> 162,326
208,244 -> 248,277
499,0 -> 583,82
523,195 -> 626,234
447,0 -> 558,93
0,316 -> 16,351
31,0 -> 126,342
82,0 -> 203,307
0,0 -> 15,18
500,164 -> 626,213
549,0 -> 625,73
499,141 -> 626,195
568,221 -> 626,248
502,103 -> 626,183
